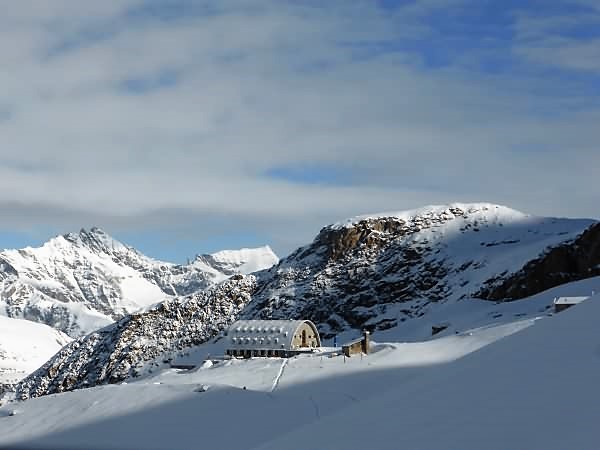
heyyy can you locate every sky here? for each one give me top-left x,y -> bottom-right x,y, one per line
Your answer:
0,0 -> 599,262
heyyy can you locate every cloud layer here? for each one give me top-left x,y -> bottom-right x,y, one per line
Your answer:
1,0 -> 599,258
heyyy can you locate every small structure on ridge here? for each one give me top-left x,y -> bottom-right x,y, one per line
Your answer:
342,330 -> 370,357
225,319 -> 321,358
553,296 -> 590,313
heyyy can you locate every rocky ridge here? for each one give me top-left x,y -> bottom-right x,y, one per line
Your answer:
15,275 -> 256,400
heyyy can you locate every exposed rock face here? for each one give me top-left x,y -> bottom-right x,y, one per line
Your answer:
0,228 -> 277,337
15,275 -> 256,400
476,223 -> 600,301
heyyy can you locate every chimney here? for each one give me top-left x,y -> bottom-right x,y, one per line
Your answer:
362,329 -> 370,355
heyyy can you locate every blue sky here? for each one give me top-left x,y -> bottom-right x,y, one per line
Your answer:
0,0 -> 598,262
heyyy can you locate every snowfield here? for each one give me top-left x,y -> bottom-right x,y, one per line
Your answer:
1,277 -> 598,450
0,316 -> 71,387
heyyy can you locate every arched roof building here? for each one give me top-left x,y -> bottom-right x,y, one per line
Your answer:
225,319 -> 321,358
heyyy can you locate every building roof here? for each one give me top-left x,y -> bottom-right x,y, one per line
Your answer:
553,296 -> 590,305
342,337 -> 364,347
225,319 -> 320,351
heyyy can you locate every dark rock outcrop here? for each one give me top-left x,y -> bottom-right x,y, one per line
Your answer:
476,223 -> 600,301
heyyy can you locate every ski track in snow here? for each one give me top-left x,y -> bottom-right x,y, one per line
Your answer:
270,359 -> 288,392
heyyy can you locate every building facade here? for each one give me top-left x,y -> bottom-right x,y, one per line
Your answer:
225,319 -> 321,358
342,330 -> 370,357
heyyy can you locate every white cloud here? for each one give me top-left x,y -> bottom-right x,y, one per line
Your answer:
0,0 -> 598,255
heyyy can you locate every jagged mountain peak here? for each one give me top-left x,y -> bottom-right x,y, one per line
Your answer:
61,227 -> 136,257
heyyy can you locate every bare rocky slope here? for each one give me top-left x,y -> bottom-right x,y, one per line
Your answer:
13,203 -> 599,400
0,228 -> 278,337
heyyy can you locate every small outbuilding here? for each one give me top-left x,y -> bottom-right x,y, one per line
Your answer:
553,296 -> 590,313
342,330 -> 370,357
225,319 -> 321,358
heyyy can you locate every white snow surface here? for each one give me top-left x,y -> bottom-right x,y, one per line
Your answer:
1,277 -> 599,450
209,246 -> 279,275
0,316 -> 71,386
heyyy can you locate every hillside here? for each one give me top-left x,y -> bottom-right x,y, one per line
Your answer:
12,203 -> 599,399
0,228 -> 278,337
246,203 -> 596,336
1,277 -> 598,450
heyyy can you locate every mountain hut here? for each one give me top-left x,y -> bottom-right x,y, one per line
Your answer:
225,319 -> 321,358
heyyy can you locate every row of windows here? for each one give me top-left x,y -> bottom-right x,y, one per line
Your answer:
232,337 -> 279,345
234,326 -> 285,334
227,349 -> 287,357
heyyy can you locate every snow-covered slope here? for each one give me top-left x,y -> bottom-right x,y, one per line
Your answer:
1,278 -> 599,450
0,228 -> 278,337
0,316 -> 70,393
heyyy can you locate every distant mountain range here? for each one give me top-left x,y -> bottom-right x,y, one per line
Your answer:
14,203 -> 600,399
0,227 -> 278,337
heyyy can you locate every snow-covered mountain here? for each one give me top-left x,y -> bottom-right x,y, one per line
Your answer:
0,315 -> 71,395
0,228 -> 278,337
13,203 -> 600,399
245,203 -> 597,336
